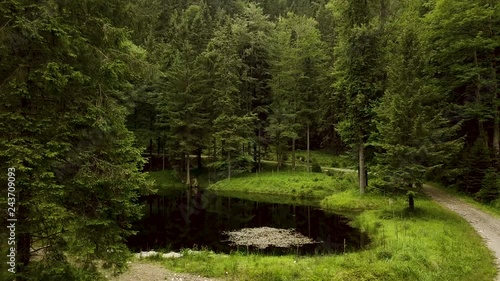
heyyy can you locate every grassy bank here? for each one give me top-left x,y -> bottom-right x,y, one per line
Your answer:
146,167 -> 213,195
264,149 -> 355,169
148,187 -> 497,280
208,171 -> 357,198
140,169 -> 499,281
146,170 -> 185,194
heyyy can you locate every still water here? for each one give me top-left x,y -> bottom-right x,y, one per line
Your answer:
126,190 -> 368,255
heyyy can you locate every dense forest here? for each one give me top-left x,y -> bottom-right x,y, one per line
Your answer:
1,0 -> 499,279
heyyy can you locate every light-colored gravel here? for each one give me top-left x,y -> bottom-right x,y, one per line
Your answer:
423,184 -> 500,281
107,261 -> 219,281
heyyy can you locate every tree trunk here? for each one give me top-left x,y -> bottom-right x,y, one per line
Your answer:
213,138 -> 217,160
186,154 -> 191,186
258,129 -> 262,172
17,201 -> 31,276
149,138 -> 153,171
276,138 -> 280,172
491,59 -> 499,159
221,140 -> 225,159
475,50 -> 487,141
359,133 -> 366,194
197,147 -> 202,169
408,193 -> 414,211
253,142 -> 257,173
292,138 -> 296,171
162,141 -> 165,170
307,123 -> 310,173
227,151 -> 231,180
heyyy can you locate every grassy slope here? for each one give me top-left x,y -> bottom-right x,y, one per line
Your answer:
263,148 -> 355,169
208,171 -> 357,198
148,170 -> 497,281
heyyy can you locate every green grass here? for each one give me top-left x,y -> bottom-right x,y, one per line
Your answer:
145,170 -> 185,195
149,188 -> 497,281
427,182 -> 500,218
263,148 -> 356,169
208,171 -> 357,198
294,150 -> 356,169
146,167 -> 215,195
141,168 -> 498,280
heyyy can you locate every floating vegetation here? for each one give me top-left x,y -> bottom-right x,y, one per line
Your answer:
222,227 -> 318,249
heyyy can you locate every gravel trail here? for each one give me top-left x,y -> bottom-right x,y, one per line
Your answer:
108,261 -> 219,281
423,184 -> 500,281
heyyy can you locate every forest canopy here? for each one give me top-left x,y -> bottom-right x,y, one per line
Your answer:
0,0 -> 498,279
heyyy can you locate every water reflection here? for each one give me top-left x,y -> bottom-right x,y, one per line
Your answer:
126,190 -> 369,255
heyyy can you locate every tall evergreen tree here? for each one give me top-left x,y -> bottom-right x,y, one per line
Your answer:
425,0 -> 500,164
331,0 -> 384,193
0,0 -> 150,278
232,3 -> 274,171
202,14 -> 255,179
269,12 -> 326,171
373,4 -> 461,191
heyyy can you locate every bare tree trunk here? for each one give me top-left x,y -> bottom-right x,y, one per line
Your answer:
491,59 -> 499,159
162,143 -> 165,170
475,50 -> 487,142
17,201 -> 31,276
258,129 -> 262,172
307,123 -> 310,173
292,138 -> 296,171
197,147 -> 202,169
359,132 -> 366,194
276,139 -> 280,172
149,138 -> 153,171
227,151 -> 231,180
253,142 -> 257,173
213,138 -> 217,160
186,154 -> 191,186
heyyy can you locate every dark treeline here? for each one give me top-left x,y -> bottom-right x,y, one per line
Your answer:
129,0 -> 499,197
0,0 -> 498,279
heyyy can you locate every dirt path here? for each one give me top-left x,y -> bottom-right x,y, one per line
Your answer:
107,261 -> 219,281
422,184 -> 500,281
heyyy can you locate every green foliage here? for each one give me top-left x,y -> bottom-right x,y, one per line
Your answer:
0,0 -> 151,278
153,190 -> 497,281
457,139 -> 493,194
475,168 -> 500,203
209,171 -> 353,198
372,5 -> 462,192
311,159 -> 322,173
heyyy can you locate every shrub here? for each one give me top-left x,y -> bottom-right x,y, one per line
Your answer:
475,168 -> 500,203
311,159 -> 322,173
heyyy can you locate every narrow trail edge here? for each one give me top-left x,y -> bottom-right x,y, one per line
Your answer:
422,184 -> 500,281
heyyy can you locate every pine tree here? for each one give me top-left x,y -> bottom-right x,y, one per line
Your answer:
373,4 -> 461,191
0,0 -> 150,278
425,0 -> 500,164
269,12 -> 326,171
331,0 -> 384,194
202,14 -> 255,179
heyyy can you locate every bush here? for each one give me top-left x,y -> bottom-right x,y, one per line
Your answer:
475,168 -> 500,203
311,160 -> 322,173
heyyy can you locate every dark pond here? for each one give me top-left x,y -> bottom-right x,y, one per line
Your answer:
126,190 -> 369,255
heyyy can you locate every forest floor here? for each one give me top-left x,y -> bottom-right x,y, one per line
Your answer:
108,260 -> 219,281
423,184 -> 500,281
